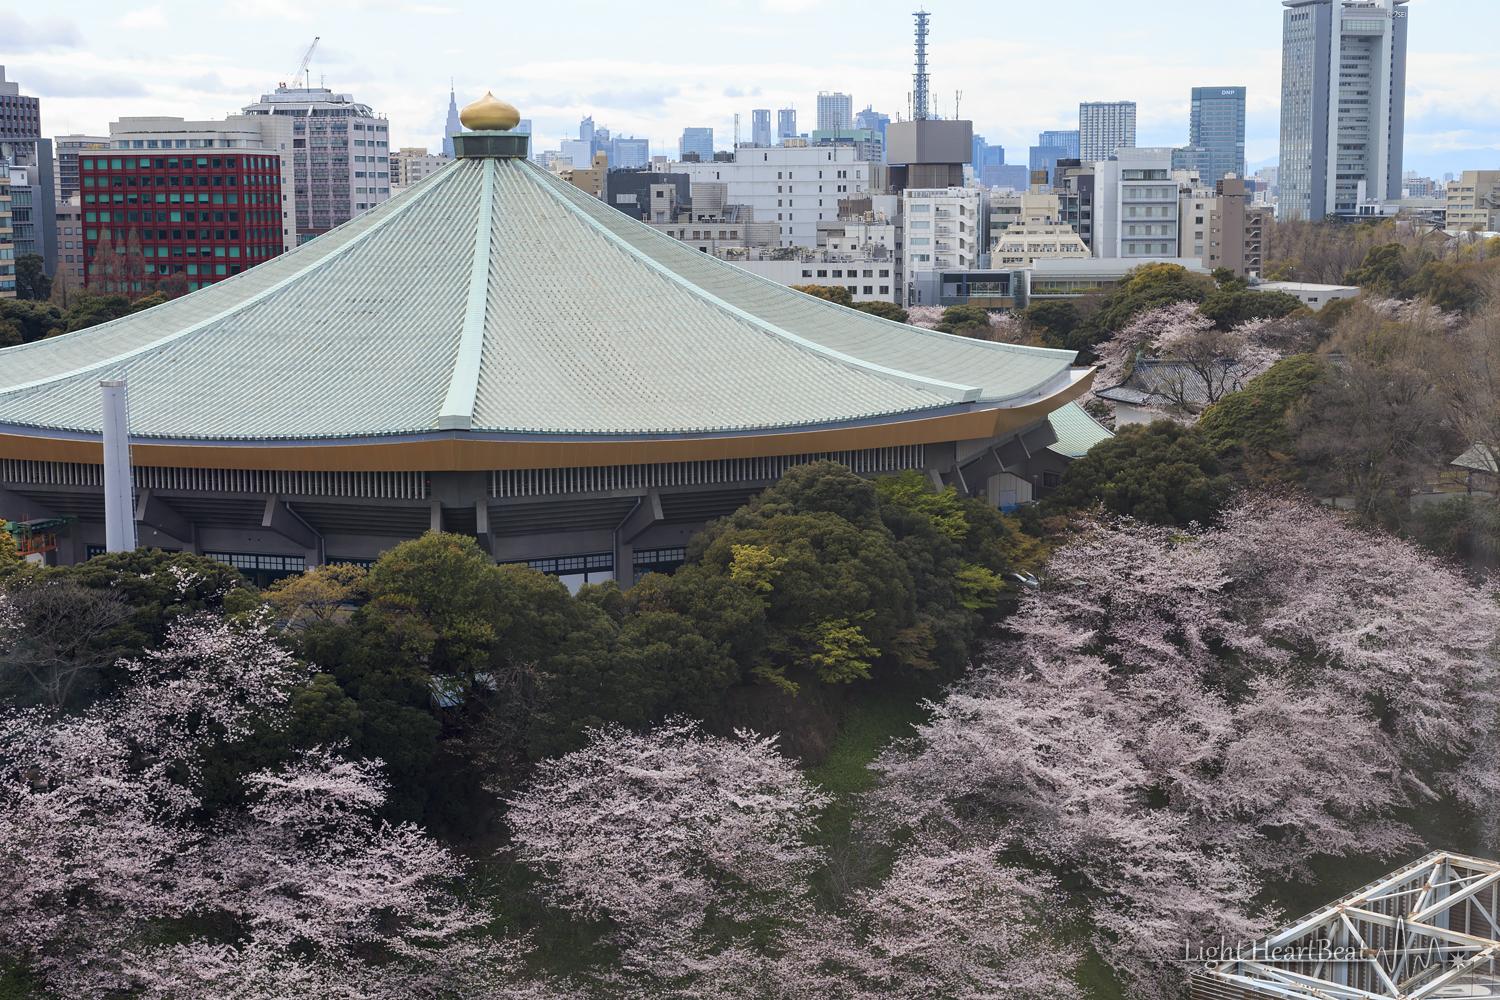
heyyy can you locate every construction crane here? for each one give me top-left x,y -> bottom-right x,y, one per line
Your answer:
290,37 -> 320,90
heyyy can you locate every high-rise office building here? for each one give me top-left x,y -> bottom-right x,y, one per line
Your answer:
610,136 -> 650,169
1278,0 -> 1408,220
1173,87 -> 1246,188
680,127 -> 714,161
854,106 -> 890,160
1079,101 -> 1137,162
0,160 -> 11,297
817,92 -> 854,131
777,109 -> 797,143
1038,130 -> 1080,160
0,66 -> 41,166
241,85 -> 391,242
442,86 -> 462,159
1029,146 -> 1069,183
751,109 -> 772,147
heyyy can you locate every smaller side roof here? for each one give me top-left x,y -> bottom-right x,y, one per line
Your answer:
1453,443 -> 1499,474
1046,402 -> 1113,458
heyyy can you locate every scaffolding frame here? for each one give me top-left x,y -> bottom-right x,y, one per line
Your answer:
1195,853 -> 1500,1000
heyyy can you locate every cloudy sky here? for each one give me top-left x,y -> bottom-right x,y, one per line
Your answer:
3,0 -> 1497,178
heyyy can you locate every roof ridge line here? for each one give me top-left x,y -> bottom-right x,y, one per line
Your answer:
0,162 -> 462,402
523,162 -> 983,404
437,157 -> 494,430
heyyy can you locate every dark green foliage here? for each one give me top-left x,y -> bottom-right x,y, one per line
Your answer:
1040,420 -> 1233,526
1401,259 -> 1499,313
1410,494 -> 1500,573
791,283 -> 853,306
852,301 -> 909,322
1017,299 -> 1080,343
0,299 -> 63,344
14,549 -> 253,667
1197,287 -> 1305,330
1068,263 -> 1212,353
935,305 -> 990,335
1199,355 -> 1327,458
1345,243 -> 1406,294
13,254 -> 50,301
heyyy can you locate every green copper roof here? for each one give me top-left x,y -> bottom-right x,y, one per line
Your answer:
1046,402 -> 1113,458
0,158 -> 1081,443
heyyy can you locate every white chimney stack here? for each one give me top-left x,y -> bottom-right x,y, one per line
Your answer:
100,379 -> 136,553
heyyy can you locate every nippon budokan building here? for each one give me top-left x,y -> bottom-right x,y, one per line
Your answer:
0,93 -> 1106,589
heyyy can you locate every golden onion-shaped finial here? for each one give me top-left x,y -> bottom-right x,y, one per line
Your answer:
459,92 -> 521,131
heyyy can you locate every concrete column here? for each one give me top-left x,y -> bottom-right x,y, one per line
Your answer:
100,380 -> 136,553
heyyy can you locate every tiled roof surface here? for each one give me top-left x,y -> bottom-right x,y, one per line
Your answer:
1046,402 -> 1113,458
0,158 -> 1078,441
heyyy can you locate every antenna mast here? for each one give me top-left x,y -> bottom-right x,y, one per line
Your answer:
912,10 -> 930,121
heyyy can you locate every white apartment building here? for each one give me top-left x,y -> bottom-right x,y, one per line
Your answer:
1092,148 -> 1182,260
673,146 -> 882,248
817,92 -> 854,131
724,252 -> 897,304
107,115 -> 295,255
902,186 -> 989,289
1079,101 -> 1137,162
240,86 -> 391,241
987,190 -> 1090,267
389,147 -> 451,188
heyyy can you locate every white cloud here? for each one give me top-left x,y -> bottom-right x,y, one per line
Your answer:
0,9 -> 84,52
117,5 -> 167,27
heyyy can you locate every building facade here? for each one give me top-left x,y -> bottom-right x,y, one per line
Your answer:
903,186 -> 989,298
674,146 -> 884,249
239,86 -> 390,242
1180,177 -> 1265,278
751,110 -> 772,147
0,159 -> 11,297
1445,171 -> 1500,230
389,147 -> 451,187
54,135 -> 111,202
816,92 -> 854,132
1038,130 -> 1081,160
1173,86 -> 1246,187
0,67 -> 41,166
3,154 -> 58,282
610,136 -> 650,169
1092,149 -> 1182,259
77,143 -> 289,294
54,201 -> 84,288
1079,101 -> 1137,162
1278,0 -> 1409,220
854,106 -> 890,159
680,127 -> 714,160
778,109 -> 798,143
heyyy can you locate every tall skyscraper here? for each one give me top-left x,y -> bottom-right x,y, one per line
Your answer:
0,66 -> 42,166
777,109 -> 797,143
1278,0 -> 1408,220
817,92 -> 854,132
854,106 -> 890,159
751,109 -> 772,147
1029,145 -> 1069,182
442,86 -> 462,159
679,127 -> 713,160
1079,101 -> 1137,162
1173,87 -> 1246,187
1038,130 -> 1081,160
610,136 -> 649,168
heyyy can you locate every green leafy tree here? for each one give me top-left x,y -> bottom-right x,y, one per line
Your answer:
791,283 -> 854,306
0,299 -> 63,343
1344,243 -> 1406,294
1017,299 -> 1080,343
1040,420 -> 1233,526
935,304 -> 990,335
13,254 -> 50,301
852,300 -> 909,322
1198,355 -> 1326,485
1197,286 -> 1305,330
873,469 -> 968,539
1401,259 -> 1498,313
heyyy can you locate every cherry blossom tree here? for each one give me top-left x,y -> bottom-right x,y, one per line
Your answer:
870,496 -> 1500,1000
0,613 -> 549,999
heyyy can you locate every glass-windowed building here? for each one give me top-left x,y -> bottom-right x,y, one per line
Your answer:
1277,0 -> 1408,220
1172,86 -> 1246,188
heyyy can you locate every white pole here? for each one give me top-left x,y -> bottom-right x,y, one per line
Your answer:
100,379 -> 136,552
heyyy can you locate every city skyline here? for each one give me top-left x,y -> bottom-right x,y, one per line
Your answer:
2,0 -> 1498,179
